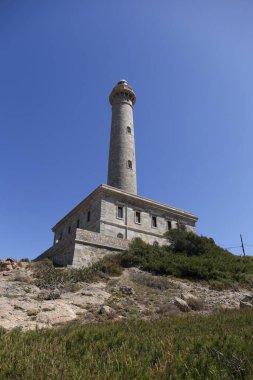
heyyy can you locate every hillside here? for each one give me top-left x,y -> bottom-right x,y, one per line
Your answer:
1,231 -> 253,330
1,233 -> 253,378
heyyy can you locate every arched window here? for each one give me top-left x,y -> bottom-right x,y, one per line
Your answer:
127,160 -> 132,169
117,233 -> 124,239
127,126 -> 131,134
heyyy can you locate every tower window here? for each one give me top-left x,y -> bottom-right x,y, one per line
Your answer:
135,211 -> 141,224
117,233 -> 124,239
127,160 -> 132,169
167,221 -> 172,230
127,126 -> 131,134
87,211 -> 91,222
117,206 -> 124,219
152,216 -> 157,228
77,219 -> 80,228
68,226 -> 71,234
59,232 -> 63,240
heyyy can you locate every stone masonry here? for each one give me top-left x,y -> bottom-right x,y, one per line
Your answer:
107,80 -> 137,194
36,229 -> 129,267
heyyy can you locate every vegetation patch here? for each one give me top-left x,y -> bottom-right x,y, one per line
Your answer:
0,310 -> 252,379
32,255 -> 123,292
120,232 -> 253,288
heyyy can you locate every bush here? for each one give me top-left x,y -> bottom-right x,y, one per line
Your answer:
120,235 -> 253,288
187,297 -> 204,311
165,229 -> 221,256
32,260 -> 69,290
32,255 -> 123,292
131,272 -> 174,290
97,254 -> 123,276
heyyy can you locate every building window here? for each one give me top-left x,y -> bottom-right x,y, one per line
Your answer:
127,126 -> 131,134
117,233 -> 124,239
76,219 -> 80,228
152,216 -> 157,228
68,226 -> 71,234
135,211 -> 141,224
117,205 -> 124,219
167,221 -> 172,230
87,211 -> 91,222
59,232 -> 63,240
127,160 -> 132,169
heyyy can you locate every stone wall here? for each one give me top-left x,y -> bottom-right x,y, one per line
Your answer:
75,229 -> 129,251
35,235 -> 75,266
100,195 -> 193,245
72,244 -> 118,267
36,229 -> 129,267
53,196 -> 102,244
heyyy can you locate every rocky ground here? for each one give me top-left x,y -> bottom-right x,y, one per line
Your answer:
0,259 -> 252,330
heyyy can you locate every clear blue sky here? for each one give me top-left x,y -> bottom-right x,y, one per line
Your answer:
1,0 -> 253,259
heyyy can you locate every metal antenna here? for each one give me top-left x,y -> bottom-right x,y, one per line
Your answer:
240,234 -> 246,257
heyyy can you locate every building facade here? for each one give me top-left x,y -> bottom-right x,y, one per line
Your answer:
36,81 -> 198,266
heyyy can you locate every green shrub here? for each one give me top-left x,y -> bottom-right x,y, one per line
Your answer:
97,254 -> 123,276
121,235 -> 253,288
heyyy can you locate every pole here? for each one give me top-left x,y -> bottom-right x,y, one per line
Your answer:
240,234 -> 246,257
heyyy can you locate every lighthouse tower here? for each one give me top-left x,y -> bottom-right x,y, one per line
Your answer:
107,80 -> 137,194
37,79 -> 198,267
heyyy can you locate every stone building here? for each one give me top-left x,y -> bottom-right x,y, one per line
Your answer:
36,80 -> 198,266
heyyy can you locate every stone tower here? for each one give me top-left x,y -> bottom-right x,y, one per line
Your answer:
107,80 -> 137,194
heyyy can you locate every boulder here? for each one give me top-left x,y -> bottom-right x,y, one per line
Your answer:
3,264 -> 13,272
99,305 -> 113,315
119,286 -> 135,296
181,292 -> 204,311
181,292 -> 198,302
0,260 -> 17,271
240,295 -> 253,309
37,289 -> 61,301
37,304 -> 77,325
2,271 -> 12,277
174,297 -> 190,312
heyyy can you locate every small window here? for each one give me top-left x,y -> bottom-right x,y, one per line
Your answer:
152,216 -> 157,228
77,219 -> 80,228
117,206 -> 124,219
127,126 -> 131,134
59,232 -> 63,240
127,160 -> 132,169
87,211 -> 91,222
68,226 -> 71,234
135,211 -> 141,224
167,221 -> 172,230
117,233 -> 124,239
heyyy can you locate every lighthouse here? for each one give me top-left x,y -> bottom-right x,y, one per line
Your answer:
107,80 -> 137,194
37,80 -> 198,267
